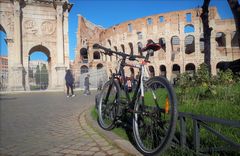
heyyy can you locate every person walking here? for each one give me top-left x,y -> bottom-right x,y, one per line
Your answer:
84,74 -> 91,95
65,69 -> 75,97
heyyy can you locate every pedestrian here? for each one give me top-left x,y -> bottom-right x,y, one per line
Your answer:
84,74 -> 91,95
97,79 -> 103,91
65,69 -> 75,97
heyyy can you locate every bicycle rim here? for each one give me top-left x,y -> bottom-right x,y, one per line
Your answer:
133,77 -> 178,155
98,81 -> 119,130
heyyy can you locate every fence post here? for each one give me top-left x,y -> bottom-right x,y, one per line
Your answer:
180,116 -> 186,148
193,120 -> 200,154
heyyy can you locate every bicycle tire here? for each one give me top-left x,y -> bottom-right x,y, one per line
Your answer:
133,76 -> 178,155
98,80 -> 120,130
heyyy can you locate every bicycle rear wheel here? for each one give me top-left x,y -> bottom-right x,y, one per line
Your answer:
133,76 -> 178,155
98,80 -> 120,130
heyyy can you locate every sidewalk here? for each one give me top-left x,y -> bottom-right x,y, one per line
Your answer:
83,108 -> 142,156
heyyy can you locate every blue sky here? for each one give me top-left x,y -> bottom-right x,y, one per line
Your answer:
0,0 -> 238,61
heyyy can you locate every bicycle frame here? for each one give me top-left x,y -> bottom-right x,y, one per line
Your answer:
110,55 -> 150,108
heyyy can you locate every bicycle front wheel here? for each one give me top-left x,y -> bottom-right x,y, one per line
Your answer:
133,76 -> 178,155
98,80 -> 120,130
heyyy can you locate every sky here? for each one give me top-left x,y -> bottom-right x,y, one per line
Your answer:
0,0 -> 238,61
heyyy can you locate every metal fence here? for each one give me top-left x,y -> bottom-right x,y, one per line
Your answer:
72,67 -> 108,90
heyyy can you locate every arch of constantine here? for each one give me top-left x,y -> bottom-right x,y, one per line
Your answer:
0,0 -> 72,91
73,7 -> 240,82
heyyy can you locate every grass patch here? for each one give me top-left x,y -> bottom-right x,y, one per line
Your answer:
91,107 -> 129,140
91,80 -> 240,155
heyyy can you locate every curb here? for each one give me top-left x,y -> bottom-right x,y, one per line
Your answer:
85,107 -> 142,156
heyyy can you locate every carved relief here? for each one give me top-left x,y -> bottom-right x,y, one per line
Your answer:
24,20 -> 37,34
41,21 -> 55,35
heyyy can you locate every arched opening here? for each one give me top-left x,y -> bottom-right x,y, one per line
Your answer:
0,25 -> 8,91
28,45 -> 51,90
172,64 -> 180,84
148,66 -> 155,77
185,35 -> 195,54
93,51 -> 100,59
184,24 -> 195,33
114,46 -> 118,60
171,36 -> 180,52
185,63 -> 196,74
200,33 -> 204,53
121,44 -> 125,53
108,39 -> 111,46
137,42 -> 143,56
128,42 -> 134,55
159,38 -> 166,52
80,48 -> 88,63
80,65 -> 89,74
160,65 -> 166,77
216,32 -> 226,47
216,62 -> 225,73
172,64 -> 180,75
96,63 -> 103,70
231,31 -> 239,47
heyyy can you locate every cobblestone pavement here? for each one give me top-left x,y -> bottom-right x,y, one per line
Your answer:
0,91 -> 129,156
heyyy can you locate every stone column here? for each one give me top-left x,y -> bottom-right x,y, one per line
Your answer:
165,36 -> 172,80
180,35 -> 185,73
55,3 -> 66,89
63,11 -> 70,68
8,0 -> 24,91
210,30 -> 217,75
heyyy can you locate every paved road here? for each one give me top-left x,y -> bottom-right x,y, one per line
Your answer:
0,91 -> 128,156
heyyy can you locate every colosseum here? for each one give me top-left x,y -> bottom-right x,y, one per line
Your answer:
73,7 -> 240,84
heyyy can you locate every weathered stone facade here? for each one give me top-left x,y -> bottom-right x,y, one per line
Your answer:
0,0 -> 72,91
74,7 -> 240,82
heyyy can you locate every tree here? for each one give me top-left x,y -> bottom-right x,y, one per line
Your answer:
41,64 -> 48,89
200,0 -> 213,75
227,0 -> 240,47
35,65 -> 41,85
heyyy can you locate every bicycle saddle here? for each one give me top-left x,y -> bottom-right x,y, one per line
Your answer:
141,39 -> 161,52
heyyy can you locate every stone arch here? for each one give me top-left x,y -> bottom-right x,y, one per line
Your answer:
128,42 -> 134,55
93,51 -> 100,60
108,39 -> 111,46
0,24 -> 8,91
185,63 -> 196,74
172,64 -> 180,84
113,46 -> 118,60
172,64 -> 180,74
80,48 -> 88,63
137,42 -> 143,56
29,45 -> 51,59
185,35 -> 195,54
121,44 -> 125,53
0,24 -> 7,34
215,32 -> 226,47
184,24 -> 195,33
216,61 -> 226,73
159,38 -> 166,52
159,65 -> 166,77
231,31 -> 239,47
80,65 -> 89,74
96,63 -> 103,70
171,36 -> 180,52
28,45 -> 51,90
200,33 -> 204,53
148,65 -> 155,77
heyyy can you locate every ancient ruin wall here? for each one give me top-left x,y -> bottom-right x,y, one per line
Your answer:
74,7 -> 240,81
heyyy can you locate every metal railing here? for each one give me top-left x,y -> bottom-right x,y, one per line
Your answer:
177,112 -> 240,154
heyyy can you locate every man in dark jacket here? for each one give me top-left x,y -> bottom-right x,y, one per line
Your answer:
65,69 -> 75,97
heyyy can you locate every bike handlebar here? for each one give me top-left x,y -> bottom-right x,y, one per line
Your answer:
93,43 -> 145,60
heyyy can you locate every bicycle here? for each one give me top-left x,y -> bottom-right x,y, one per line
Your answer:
93,40 -> 178,156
